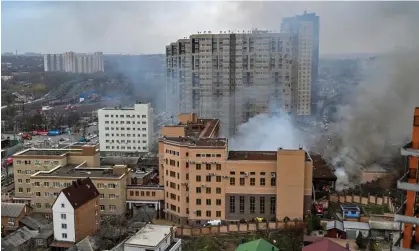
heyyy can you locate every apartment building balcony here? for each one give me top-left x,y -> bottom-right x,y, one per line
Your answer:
400,142 -> 419,157
397,171 -> 419,192
394,202 -> 419,225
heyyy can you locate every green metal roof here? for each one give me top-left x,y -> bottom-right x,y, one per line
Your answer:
236,239 -> 279,251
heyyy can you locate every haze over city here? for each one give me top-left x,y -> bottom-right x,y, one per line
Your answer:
2,1 -> 419,250
2,1 -> 418,55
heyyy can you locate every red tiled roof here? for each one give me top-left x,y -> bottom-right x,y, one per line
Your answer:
303,238 -> 349,251
60,177 -> 99,209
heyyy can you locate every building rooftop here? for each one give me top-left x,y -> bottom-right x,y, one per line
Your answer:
161,136 -> 227,147
303,238 -> 349,251
1,203 -> 26,217
343,221 -> 370,230
236,239 -> 278,251
15,149 -> 78,156
33,164 -> 123,178
2,226 -> 38,250
59,178 -> 99,209
311,153 -> 337,180
19,214 -> 50,230
125,224 -> 175,247
228,151 -> 277,161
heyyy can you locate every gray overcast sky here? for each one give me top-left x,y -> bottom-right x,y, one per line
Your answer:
2,1 -> 418,55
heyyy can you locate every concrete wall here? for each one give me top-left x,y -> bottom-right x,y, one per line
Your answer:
329,193 -> 394,213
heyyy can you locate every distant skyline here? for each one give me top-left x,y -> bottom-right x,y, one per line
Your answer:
2,1 -> 419,55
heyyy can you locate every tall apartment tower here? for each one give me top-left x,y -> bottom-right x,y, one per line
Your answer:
63,51 -> 77,73
93,52 -> 104,72
281,12 -> 319,116
166,30 -> 298,136
43,54 -> 64,72
44,52 -> 104,73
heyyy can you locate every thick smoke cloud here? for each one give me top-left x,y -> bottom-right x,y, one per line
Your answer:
229,2 -> 419,189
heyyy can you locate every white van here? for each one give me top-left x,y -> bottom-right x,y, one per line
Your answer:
204,220 -> 221,226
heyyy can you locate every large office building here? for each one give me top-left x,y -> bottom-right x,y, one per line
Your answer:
165,13 -> 319,136
281,12 -> 320,116
43,51 -> 104,73
159,113 -> 313,225
97,102 -> 154,156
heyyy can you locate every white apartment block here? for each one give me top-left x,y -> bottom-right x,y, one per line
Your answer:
166,30 -> 298,136
44,51 -> 104,73
98,103 -> 154,156
52,192 -> 76,242
44,54 -> 64,72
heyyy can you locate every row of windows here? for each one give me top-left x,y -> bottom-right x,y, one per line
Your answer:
230,196 -> 276,214
104,120 -> 147,125
104,133 -> 147,137
104,127 -> 147,131
105,139 -> 147,144
195,210 -> 222,217
104,114 -> 146,118
196,198 -> 222,205
195,187 -> 222,194
229,177 -> 276,186
105,146 -> 147,150
129,190 -> 156,197
15,160 -> 59,165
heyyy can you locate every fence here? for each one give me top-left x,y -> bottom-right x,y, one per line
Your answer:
175,221 -> 305,237
329,193 -> 395,213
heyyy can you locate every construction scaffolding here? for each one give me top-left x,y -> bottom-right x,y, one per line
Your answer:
395,107 -> 419,250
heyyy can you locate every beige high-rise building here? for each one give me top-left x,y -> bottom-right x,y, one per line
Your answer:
166,30 -> 299,136
281,12 -> 320,116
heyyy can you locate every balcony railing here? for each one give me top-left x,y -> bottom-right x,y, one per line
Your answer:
397,172 -> 419,192
167,238 -> 182,251
400,142 -> 419,157
394,201 -> 419,225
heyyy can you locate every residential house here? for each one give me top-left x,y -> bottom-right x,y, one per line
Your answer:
19,214 -> 54,248
65,236 -> 98,251
325,220 -> 346,239
124,224 -> 181,251
303,238 -> 350,251
343,221 -> 370,239
32,223 -> 54,248
50,178 -> 100,249
236,239 -> 279,251
1,203 -> 30,235
369,216 -> 401,240
1,226 -> 38,251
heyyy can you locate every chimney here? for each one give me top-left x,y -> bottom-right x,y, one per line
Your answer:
170,226 -> 175,243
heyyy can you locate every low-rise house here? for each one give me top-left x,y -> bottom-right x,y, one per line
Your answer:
66,236 -> 98,251
50,178 -> 100,249
19,213 -> 50,231
369,216 -> 401,240
303,238 -> 350,251
1,226 -> 38,251
1,203 -> 30,235
236,239 -> 278,251
32,223 -> 54,248
325,220 -> 346,239
343,221 -> 370,239
124,224 -> 181,251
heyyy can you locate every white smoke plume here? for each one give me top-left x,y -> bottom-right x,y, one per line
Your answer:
229,110 -> 306,150
229,3 -> 419,189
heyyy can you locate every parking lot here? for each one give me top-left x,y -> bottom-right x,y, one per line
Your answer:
2,125 -> 99,149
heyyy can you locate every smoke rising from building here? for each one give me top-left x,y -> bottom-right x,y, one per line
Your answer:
229,2 -> 419,189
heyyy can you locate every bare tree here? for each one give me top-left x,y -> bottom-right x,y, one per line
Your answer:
94,215 -> 129,250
